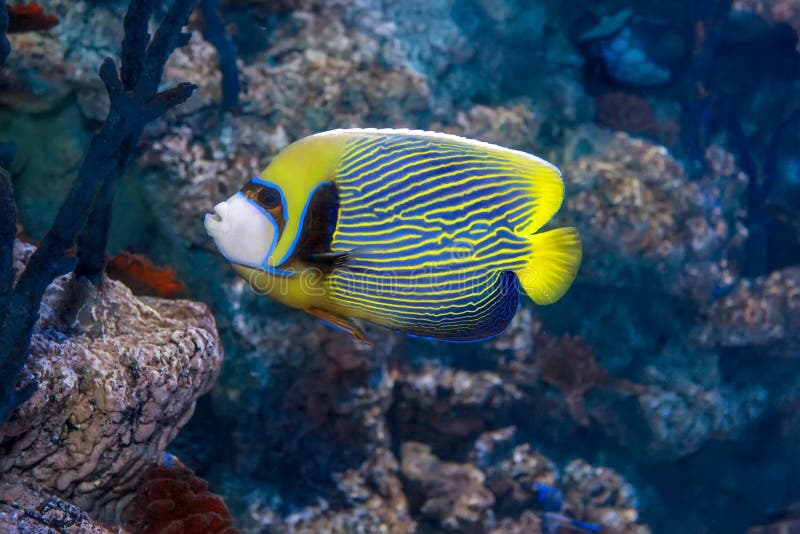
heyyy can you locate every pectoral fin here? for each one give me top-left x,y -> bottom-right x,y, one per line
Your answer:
306,307 -> 372,346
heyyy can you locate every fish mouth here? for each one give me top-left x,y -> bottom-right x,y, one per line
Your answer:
204,202 -> 229,235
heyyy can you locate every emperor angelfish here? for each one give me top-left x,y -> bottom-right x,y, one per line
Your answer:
204,128 -> 582,343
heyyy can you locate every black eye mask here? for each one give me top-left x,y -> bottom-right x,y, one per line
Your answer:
241,181 -> 286,235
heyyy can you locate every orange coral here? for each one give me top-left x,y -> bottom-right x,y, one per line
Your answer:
7,3 -> 58,33
106,252 -> 184,298
122,464 -> 239,534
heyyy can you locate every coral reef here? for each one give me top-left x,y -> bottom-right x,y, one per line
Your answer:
0,242 -> 222,521
107,251 -> 186,298
0,480 -> 115,533
562,460 -> 644,533
502,329 -> 643,427
562,133 -> 748,303
1,1 -> 798,532
696,267 -> 800,357
595,92 -> 679,146
122,463 -> 238,534
0,0 -> 198,427
401,441 -> 495,531
734,0 -> 800,39
6,2 -> 57,33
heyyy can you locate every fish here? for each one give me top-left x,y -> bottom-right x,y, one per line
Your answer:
204,128 -> 581,343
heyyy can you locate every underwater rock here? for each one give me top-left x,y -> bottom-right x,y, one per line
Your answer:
734,0 -> 800,48
0,241 -> 223,521
1,0 -> 123,116
430,102 -> 544,152
0,479 -> 115,533
562,133 -> 748,304
393,363 -> 523,451
248,447 -> 416,533
400,441 -> 495,532
696,267 -> 800,357
562,460 -> 647,533
471,428 -> 558,517
577,9 -> 685,87
635,345 -> 767,461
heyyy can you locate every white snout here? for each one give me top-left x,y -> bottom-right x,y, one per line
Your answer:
204,193 -> 277,269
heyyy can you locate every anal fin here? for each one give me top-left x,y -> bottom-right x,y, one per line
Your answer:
306,307 -> 372,346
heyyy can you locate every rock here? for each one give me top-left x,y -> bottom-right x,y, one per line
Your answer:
0,242 -> 223,522
734,0 -> 800,43
393,363 -> 523,450
400,441 -> 495,532
472,428 -> 558,517
0,479 -> 117,534
247,448 -> 416,534
695,267 -> 800,357
562,460 -> 648,534
562,134 -> 748,303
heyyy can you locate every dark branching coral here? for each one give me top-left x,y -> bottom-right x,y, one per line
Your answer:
0,0 -> 197,426
680,0 -> 734,176
0,0 -> 8,66
122,463 -> 239,534
726,105 -> 800,276
200,0 -> 240,111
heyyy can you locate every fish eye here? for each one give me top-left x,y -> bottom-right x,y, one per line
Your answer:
242,182 -> 282,210
257,187 -> 281,209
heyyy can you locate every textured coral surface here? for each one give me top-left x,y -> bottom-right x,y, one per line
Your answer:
0,480 -> 115,533
0,242 -> 223,522
122,464 -> 238,534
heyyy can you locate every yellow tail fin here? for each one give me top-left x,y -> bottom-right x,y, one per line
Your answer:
516,227 -> 582,305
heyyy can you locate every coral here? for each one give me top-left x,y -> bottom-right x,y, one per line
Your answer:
250,448 -> 416,533
734,0 -> 800,38
431,102 -> 543,152
695,266 -> 800,357
635,344 -> 766,460
392,363 -> 523,449
0,0 -> 8,66
0,241 -> 223,521
562,460 -> 647,534
106,252 -> 185,298
748,502 -> 800,533
577,12 -> 680,87
0,0 -> 197,426
488,511 -> 543,534
6,2 -> 57,33
595,92 -> 679,146
199,0 -> 240,111
73,0 -> 198,282
0,479 -> 115,533
122,463 -> 238,534
515,333 -> 643,427
471,427 -> 558,516
561,133 -> 748,303
400,441 -> 495,532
